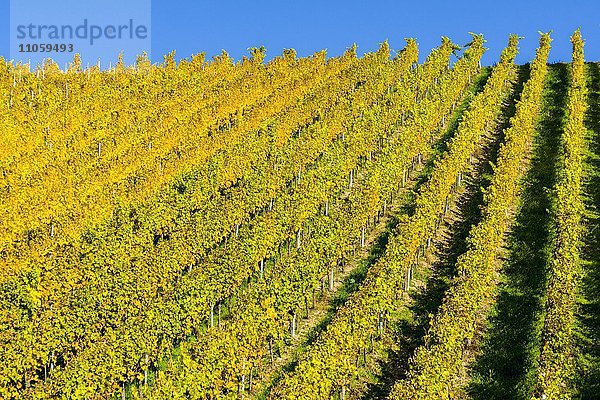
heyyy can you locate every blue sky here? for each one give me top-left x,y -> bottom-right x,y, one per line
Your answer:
1,0 -> 599,66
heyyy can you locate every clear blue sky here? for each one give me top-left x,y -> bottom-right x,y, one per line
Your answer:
1,0 -> 599,66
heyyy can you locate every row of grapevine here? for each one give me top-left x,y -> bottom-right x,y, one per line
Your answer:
28,40 -> 427,400
271,33 -> 521,400
142,37 -> 476,399
533,29 -> 587,400
1,50 -> 258,178
3,43 -> 420,398
0,48 -> 315,252
0,49 -> 363,397
0,46 -> 355,280
390,33 -> 551,400
2,30 -> 591,400
0,52 -> 344,356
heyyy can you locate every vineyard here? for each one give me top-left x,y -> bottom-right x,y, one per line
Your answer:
0,30 -> 598,400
